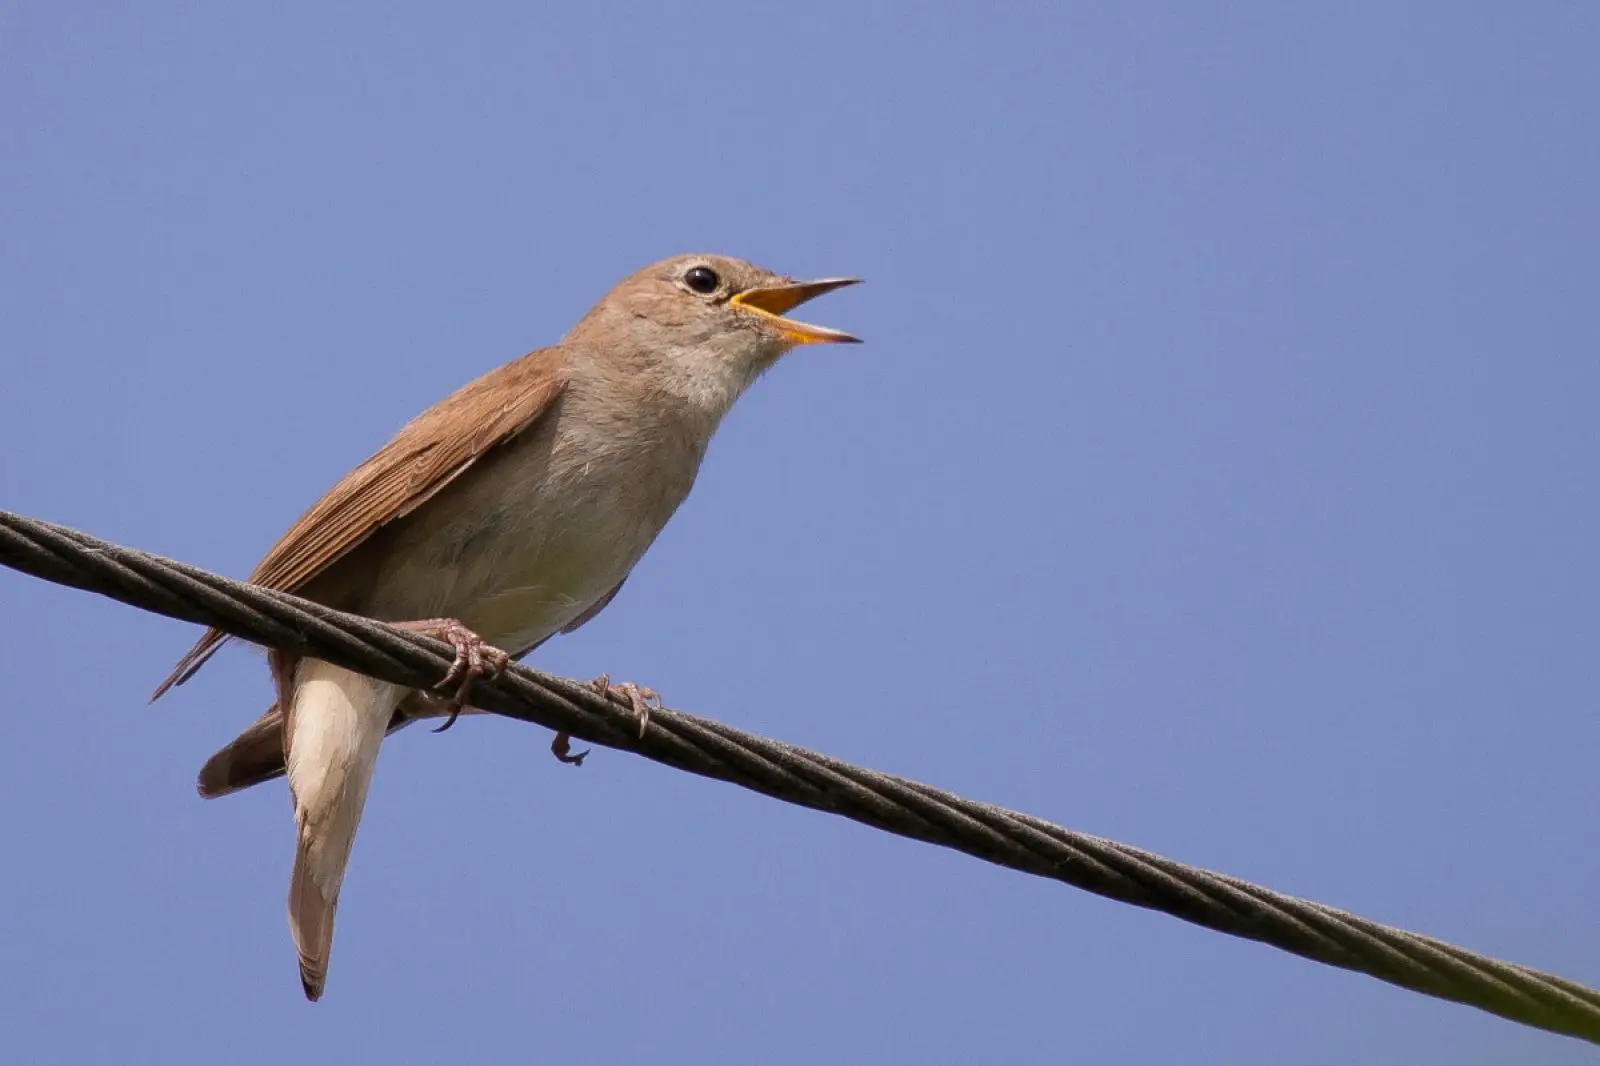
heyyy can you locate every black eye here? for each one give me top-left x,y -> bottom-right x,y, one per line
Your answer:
685,265 -> 720,294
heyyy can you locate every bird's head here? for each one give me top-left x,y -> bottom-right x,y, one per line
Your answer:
566,253 -> 860,415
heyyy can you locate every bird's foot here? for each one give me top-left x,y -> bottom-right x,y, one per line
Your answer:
588,674 -> 661,739
547,676 -> 659,765
392,618 -> 509,733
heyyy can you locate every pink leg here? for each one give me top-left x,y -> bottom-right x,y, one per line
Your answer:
587,673 -> 662,740
391,618 -> 509,733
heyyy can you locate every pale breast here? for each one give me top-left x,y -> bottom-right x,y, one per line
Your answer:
325,387 -> 710,654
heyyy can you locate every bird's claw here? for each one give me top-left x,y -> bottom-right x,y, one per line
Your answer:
587,674 -> 661,739
393,618 -> 508,733
551,731 -> 588,766
437,628 -> 508,691
545,676 -> 658,765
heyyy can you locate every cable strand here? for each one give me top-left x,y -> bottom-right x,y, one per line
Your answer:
1,508 -> 1595,1045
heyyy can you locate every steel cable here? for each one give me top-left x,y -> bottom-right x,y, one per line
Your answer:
2,508 -> 1596,1044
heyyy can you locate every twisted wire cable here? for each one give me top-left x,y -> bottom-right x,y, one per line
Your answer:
2,508 -> 1595,1045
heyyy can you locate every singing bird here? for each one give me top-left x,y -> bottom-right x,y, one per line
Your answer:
151,254 -> 860,1001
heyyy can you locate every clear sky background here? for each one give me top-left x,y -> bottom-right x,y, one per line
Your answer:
2,3 -> 1597,1063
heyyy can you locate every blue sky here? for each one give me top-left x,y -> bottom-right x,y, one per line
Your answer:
2,3 -> 1597,1063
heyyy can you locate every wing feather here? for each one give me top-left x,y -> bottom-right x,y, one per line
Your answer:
151,347 -> 568,699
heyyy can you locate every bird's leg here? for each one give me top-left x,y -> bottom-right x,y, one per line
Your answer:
547,674 -> 660,765
587,673 -> 662,739
390,618 -> 509,733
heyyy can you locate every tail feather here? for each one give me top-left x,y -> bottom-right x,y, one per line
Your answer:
198,706 -> 289,798
283,659 -> 402,1002
198,695 -> 443,800
289,846 -> 338,1001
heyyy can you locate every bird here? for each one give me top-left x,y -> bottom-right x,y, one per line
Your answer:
150,254 -> 860,1001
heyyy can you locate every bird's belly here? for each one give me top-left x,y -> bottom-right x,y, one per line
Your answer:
446,529 -> 634,652
364,508 -> 648,654
347,422 -> 701,656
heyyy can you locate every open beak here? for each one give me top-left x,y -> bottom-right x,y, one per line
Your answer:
730,277 -> 862,345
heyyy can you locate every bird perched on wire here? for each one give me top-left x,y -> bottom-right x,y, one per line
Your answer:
150,254 -> 860,1001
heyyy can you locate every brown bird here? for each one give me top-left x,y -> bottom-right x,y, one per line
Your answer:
151,254 -> 859,1001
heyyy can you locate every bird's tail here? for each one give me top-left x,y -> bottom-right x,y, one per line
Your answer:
198,696 -> 440,799
283,659 -> 403,1002
197,705 -> 291,798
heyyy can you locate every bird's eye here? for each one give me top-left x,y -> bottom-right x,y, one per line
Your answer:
684,266 -> 720,294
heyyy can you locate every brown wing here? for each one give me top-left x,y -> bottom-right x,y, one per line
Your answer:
151,346 -> 569,699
